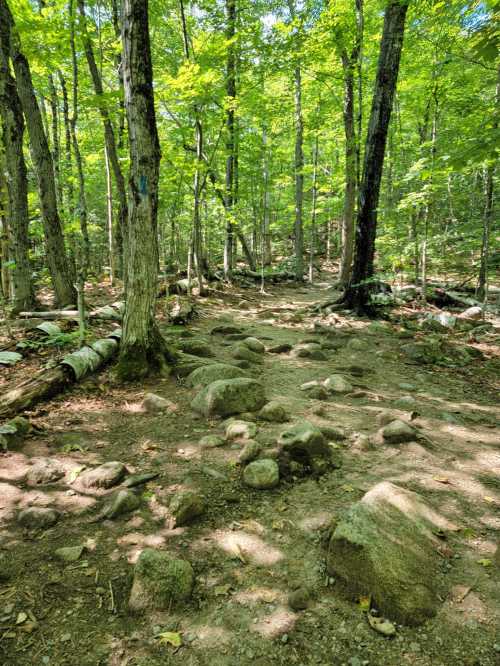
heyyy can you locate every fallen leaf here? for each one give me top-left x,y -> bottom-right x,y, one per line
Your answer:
433,476 -> 451,484
367,612 -> 396,637
156,631 -> 182,647
477,558 -> 492,567
483,496 -> 495,504
16,612 -> 27,625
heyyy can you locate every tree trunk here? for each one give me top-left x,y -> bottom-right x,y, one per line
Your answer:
58,70 -> 74,216
224,0 -> 236,278
344,0 -> 409,313
77,0 -> 126,278
309,133 -> 319,283
262,125 -> 272,265
2,0 -> 76,307
292,63 -> 304,280
47,74 -> 64,214
117,0 -> 174,380
0,14 -> 34,312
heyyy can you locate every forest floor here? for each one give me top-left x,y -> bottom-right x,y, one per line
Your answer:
0,275 -> 499,666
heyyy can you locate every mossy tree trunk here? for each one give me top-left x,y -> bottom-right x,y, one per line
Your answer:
116,0 -> 174,381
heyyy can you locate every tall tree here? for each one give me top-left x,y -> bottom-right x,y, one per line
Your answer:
344,0 -> 409,312
224,0 -> 237,278
1,0 -> 76,307
116,0 -> 174,379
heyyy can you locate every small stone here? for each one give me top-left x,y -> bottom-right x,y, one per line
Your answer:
170,489 -> 205,526
293,344 -> 327,361
243,459 -> 279,489
18,507 -> 59,530
324,375 -> 353,393
199,435 -> 225,448
103,489 -> 140,519
55,545 -> 85,562
79,461 -> 127,489
225,420 -> 257,441
381,419 -> 415,443
129,548 -> 194,612
348,338 -> 370,352
142,393 -> 177,414
232,343 -> 262,364
242,337 -> 265,353
268,343 -> 292,354
258,401 -> 289,423
238,440 -> 262,464
288,587 -> 309,611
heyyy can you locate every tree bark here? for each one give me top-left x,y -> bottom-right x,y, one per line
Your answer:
117,0 -> 174,380
1,0 -> 76,307
292,63 -> 304,280
344,0 -> 409,313
224,0 -> 236,278
0,13 -> 34,312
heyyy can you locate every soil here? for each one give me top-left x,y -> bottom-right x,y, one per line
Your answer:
1,278 -> 499,666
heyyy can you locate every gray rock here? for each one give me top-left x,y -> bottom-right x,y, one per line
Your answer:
279,421 -> 337,475
142,393 -> 176,413
243,459 -> 279,489
376,410 -> 394,427
178,339 -> 215,358
175,355 -> 218,377
324,374 -> 353,393
393,395 -> 417,410
129,548 -> 194,612
327,481 -> 450,625
103,489 -> 140,519
398,382 -> 416,392
27,459 -> 65,485
191,378 -> 266,417
347,338 -> 370,351
79,461 -> 127,489
303,384 -> 329,400
211,325 -> 243,335
232,343 -> 263,364
293,344 -> 328,361
402,342 -> 442,365
18,507 -> 59,530
186,363 -> 249,388
225,420 -> 257,441
319,425 -> 347,441
238,440 -> 262,464
381,419 -> 415,443
288,587 -> 310,611
199,434 -> 225,448
268,343 -> 293,354
242,337 -> 265,353
170,489 -> 205,526
55,545 -> 85,562
258,401 -> 289,423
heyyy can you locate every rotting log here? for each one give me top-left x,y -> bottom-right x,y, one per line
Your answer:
17,304 -> 124,321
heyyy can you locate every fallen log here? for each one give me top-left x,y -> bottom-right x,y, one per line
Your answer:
17,303 -> 124,322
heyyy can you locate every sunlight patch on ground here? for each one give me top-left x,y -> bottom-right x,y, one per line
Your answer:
206,529 -> 285,566
0,453 -> 31,482
251,606 -> 296,638
233,586 -> 285,606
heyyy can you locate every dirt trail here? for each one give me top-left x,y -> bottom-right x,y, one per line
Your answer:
1,282 -> 499,666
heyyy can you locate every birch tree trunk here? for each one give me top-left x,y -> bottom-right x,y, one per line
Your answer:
344,0 -> 409,313
2,0 -> 76,307
224,0 -> 236,278
117,0 -> 174,380
0,9 -> 34,312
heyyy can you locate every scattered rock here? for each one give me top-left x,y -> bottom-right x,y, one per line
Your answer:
402,341 -> 442,365
175,355 -> 218,377
225,420 -> 257,441
258,401 -> 289,423
327,481 -> 451,625
55,545 -> 85,562
288,587 -> 310,611
302,384 -> 329,400
381,419 -> 415,443
232,343 -> 263,364
324,374 -> 353,393
186,363 -> 248,388
79,461 -> 127,489
279,421 -> 338,475
103,489 -> 140,519
243,459 -> 279,489
347,338 -> 370,352
238,440 -> 262,464
458,306 -> 482,320
393,395 -> 417,410
178,339 -> 215,358
268,343 -> 293,354
27,459 -> 65,485
376,410 -> 394,427
211,325 -> 243,335
170,489 -> 205,526
367,613 -> 396,637
242,337 -> 265,353
191,378 -> 266,417
293,344 -> 328,361
199,434 -> 225,448
18,507 -> 59,530
129,548 -> 194,612
142,393 -> 177,414
319,425 -> 347,441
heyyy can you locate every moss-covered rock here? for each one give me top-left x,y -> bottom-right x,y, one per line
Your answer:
191,378 -> 266,417
243,459 -> 279,489
170,489 -> 205,526
186,363 -> 249,388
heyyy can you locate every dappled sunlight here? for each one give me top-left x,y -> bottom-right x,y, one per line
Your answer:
204,529 -> 285,567
0,482 -> 23,524
189,624 -> 232,648
251,605 -> 297,638
233,586 -> 286,606
52,490 -> 96,514
297,511 -> 332,533
0,452 -> 31,482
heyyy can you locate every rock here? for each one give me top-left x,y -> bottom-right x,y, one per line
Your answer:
327,481 -> 451,625
18,507 -> 59,530
199,434 -> 225,448
302,384 -> 329,400
103,489 -> 140,519
238,440 -> 262,464
178,339 -> 215,358
232,343 -> 263,364
225,420 -> 257,441
55,545 -> 85,562
191,378 -> 266,417
381,419 -> 415,443
420,313 -> 456,332
402,341 -> 442,365
242,337 -> 265,353
211,325 -> 243,335
258,401 -> 289,423
393,395 -> 417,410
376,410 -> 394,427
186,363 -> 248,388
293,344 -> 328,361
175,355 -> 217,377
268,343 -> 293,354
279,421 -> 337,475
170,489 -> 205,526
459,306 -> 482,320
27,459 -> 65,485
319,425 -> 347,441
398,382 -> 416,392
288,587 -> 310,611
347,338 -> 370,351
324,375 -> 353,393
243,459 -> 279,489
142,393 -> 177,414
124,472 -> 159,488
129,548 -> 194,612
79,461 -> 127,489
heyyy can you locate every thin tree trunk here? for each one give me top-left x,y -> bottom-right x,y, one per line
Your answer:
309,134 -> 319,283
0,18 -> 33,312
262,126 -> 272,265
104,144 -> 114,285
344,0 -> 409,313
2,0 -> 76,307
117,0 -> 174,380
58,70 -> 74,215
292,63 -> 304,281
48,74 -> 64,214
224,0 -> 236,278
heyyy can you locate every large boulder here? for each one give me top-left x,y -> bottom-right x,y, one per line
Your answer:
327,482 -> 451,625
191,378 -> 266,417
129,549 -> 194,612
186,363 -> 249,388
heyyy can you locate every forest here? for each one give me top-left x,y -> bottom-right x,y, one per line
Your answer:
0,0 -> 499,664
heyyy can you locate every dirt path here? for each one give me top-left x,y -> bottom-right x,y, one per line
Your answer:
1,283 -> 499,666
